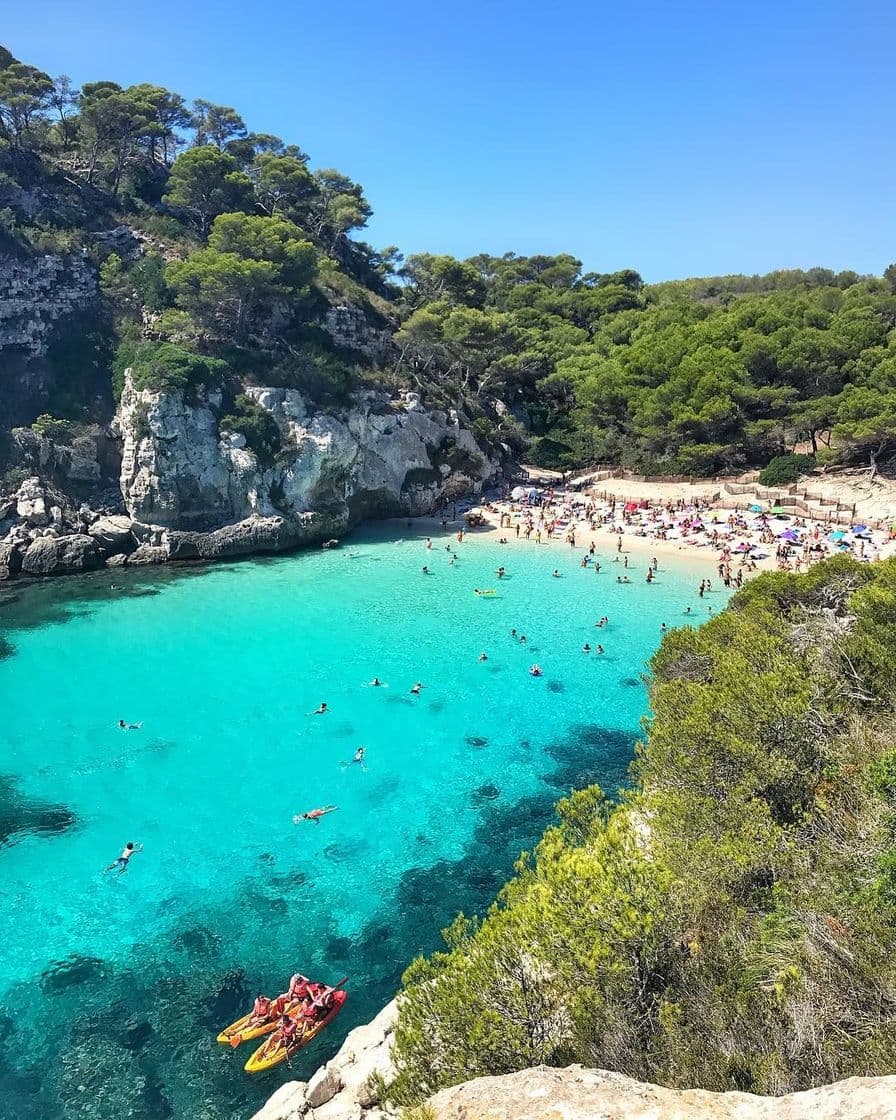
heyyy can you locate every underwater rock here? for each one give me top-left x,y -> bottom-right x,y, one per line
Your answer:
471,783 -> 501,807
40,955 -> 109,993
465,735 -> 489,748
0,774 -> 77,846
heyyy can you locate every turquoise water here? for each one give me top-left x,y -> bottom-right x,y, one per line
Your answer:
0,526 -> 726,1120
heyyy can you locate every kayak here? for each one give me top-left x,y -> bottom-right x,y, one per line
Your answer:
244,990 -> 347,1073
217,1001 -> 296,1046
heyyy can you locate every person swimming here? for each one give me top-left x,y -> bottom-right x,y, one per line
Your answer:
478,652 -> 489,661
582,643 -> 591,653
311,703 -> 328,715
422,565 -> 430,574
103,841 -> 142,875
369,677 -> 384,687
596,644 -> 604,654
410,682 -> 423,694
352,747 -> 366,765
529,664 -> 543,677
552,569 -> 561,578
118,720 -> 142,730
294,806 -> 339,824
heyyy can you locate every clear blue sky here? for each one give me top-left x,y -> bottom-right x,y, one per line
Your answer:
5,0 -> 895,281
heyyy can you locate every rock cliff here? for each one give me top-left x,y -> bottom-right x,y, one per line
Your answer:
114,372 -> 495,551
0,371 -> 497,578
0,250 -> 98,426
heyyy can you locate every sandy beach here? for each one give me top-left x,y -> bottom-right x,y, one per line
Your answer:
399,470 -> 896,586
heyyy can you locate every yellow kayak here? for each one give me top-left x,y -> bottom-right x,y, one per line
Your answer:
217,1001 -> 296,1047
244,991 -> 347,1073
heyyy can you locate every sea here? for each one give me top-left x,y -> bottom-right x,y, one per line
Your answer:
0,524 -> 727,1120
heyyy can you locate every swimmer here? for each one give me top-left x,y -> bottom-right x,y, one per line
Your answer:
496,566 -> 506,578
510,628 -> 518,639
104,841 -> 142,875
118,720 -> 142,730
660,623 -> 668,634
529,664 -> 543,677
519,635 -> 527,644
582,643 -> 591,653
352,747 -> 366,765
422,565 -> 430,574
369,677 -> 385,687
410,682 -> 423,694
311,703 -> 329,715
685,606 -> 692,615
294,806 -> 339,824
478,652 -> 489,661
596,644 -> 604,654
552,569 -> 561,578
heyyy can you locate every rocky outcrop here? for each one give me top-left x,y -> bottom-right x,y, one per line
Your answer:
115,373 -> 496,548
0,251 -> 98,426
21,533 -> 102,575
426,1066 -> 896,1120
249,999 -> 397,1120
323,305 -> 394,365
10,426 -> 122,493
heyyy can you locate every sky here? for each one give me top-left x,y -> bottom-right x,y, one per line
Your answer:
4,0 -> 895,282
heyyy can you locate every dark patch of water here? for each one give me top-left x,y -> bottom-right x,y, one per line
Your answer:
471,782 -> 501,807
0,774 -> 78,848
40,955 -> 110,993
465,735 -> 488,748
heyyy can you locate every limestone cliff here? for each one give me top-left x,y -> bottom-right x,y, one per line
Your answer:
0,371 -> 497,578
114,372 -> 495,555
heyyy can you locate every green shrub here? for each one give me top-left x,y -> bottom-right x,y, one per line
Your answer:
220,394 -> 282,464
114,341 -> 227,398
31,414 -> 76,443
758,453 -> 816,487
527,434 -> 575,469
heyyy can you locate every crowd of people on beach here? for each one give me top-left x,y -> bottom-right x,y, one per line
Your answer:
474,482 -> 894,575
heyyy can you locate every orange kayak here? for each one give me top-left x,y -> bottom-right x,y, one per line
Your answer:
244,990 -> 347,1072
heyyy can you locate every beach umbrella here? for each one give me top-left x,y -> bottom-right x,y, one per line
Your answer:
779,529 -> 799,541
749,503 -> 763,513
828,530 -> 846,542
853,524 -> 868,532
734,542 -> 753,553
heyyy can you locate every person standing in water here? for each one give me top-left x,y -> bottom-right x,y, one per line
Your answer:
104,841 -> 142,875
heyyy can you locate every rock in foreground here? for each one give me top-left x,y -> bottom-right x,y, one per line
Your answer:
427,1065 -> 896,1120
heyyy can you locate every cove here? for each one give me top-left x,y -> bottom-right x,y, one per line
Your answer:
0,527 -> 728,1120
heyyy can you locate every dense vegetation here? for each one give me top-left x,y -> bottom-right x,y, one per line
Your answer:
2,40 -> 896,476
391,556 -> 896,1100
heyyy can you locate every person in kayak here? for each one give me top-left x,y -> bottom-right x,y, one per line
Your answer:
293,806 -> 339,824
104,841 -> 142,875
276,1013 -> 299,1049
248,994 -> 273,1026
287,973 -> 311,1001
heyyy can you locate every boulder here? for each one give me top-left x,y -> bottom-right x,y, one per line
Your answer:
15,477 -> 48,526
427,1066 -> 896,1120
250,1081 -> 308,1120
166,516 -> 306,561
305,1063 -> 343,1110
88,515 -> 134,552
127,544 -> 168,566
105,553 -> 129,568
21,534 -> 102,575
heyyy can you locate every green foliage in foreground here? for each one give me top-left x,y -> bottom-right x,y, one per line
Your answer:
391,556 -> 896,1101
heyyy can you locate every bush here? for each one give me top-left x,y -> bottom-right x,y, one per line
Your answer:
527,434 -> 575,469
115,341 -> 228,398
220,394 -> 282,464
31,414 -> 75,443
758,453 -> 815,487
